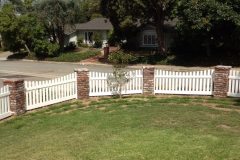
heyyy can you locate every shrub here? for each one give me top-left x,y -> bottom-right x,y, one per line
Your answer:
107,50 -> 137,98
93,32 -> 103,48
77,36 -> 84,47
107,30 -> 119,46
108,50 -> 137,67
34,40 -> 59,57
65,42 -> 76,51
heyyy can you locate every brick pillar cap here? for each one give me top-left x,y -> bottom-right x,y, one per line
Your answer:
143,66 -> 155,69
74,68 -> 89,72
3,79 -> 24,83
215,65 -> 232,69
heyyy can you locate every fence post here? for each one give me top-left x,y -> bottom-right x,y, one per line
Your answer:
213,65 -> 232,98
3,79 -> 26,115
143,66 -> 155,95
75,68 -> 89,99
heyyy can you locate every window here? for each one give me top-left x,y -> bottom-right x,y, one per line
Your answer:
143,34 -> 157,46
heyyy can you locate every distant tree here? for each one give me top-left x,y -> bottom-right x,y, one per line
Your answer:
76,0 -> 101,21
176,0 -> 240,56
36,0 -> 80,51
0,4 -> 59,56
101,0 -> 178,54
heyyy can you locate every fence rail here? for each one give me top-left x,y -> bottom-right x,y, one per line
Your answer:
154,69 -> 214,95
89,69 -> 143,96
0,86 -> 12,120
25,73 -> 77,110
228,70 -> 240,97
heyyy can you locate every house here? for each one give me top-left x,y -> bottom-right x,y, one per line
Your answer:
64,18 -> 176,49
64,18 -> 113,47
136,20 -> 176,49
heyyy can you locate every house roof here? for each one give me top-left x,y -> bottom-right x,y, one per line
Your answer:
75,18 -> 113,31
64,18 -> 176,35
65,25 -> 76,35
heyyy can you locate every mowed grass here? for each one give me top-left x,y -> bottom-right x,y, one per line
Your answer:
7,48 -> 100,62
0,96 -> 240,160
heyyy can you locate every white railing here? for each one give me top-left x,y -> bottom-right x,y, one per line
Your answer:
25,73 -> 77,110
89,69 -> 143,96
228,70 -> 240,97
154,69 -> 214,95
0,86 -> 12,120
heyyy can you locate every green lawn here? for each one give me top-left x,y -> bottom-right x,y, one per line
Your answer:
7,48 -> 100,62
0,96 -> 240,160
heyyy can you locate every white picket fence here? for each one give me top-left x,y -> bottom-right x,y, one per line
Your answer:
89,69 -> 143,96
25,73 -> 77,110
0,86 -> 12,120
154,69 -> 214,95
228,70 -> 240,97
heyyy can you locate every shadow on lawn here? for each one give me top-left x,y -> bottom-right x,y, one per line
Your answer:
233,98 -> 240,107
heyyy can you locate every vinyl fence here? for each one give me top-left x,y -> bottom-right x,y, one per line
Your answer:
0,86 -> 12,120
89,69 -> 143,96
25,73 -> 77,110
228,70 -> 240,97
154,69 -> 214,95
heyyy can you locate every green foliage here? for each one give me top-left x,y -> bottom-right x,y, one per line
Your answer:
108,50 -> 136,98
93,32 -> 102,48
76,0 -> 101,21
77,36 -> 83,46
0,4 -> 21,51
36,0 -> 80,50
108,50 -> 137,67
107,30 -> 118,46
33,40 -> 60,57
175,0 -> 240,56
101,0 -> 178,53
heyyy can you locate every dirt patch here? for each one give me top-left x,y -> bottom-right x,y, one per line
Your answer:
217,125 -> 240,133
97,107 -> 106,111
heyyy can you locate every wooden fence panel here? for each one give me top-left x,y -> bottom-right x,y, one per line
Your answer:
89,69 -> 143,96
25,73 -> 77,110
0,86 -> 11,120
154,69 -> 214,95
228,70 -> 240,97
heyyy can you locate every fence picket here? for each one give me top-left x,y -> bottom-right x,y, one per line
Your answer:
154,69 -> 214,95
89,69 -> 143,96
25,73 -> 77,110
0,86 -> 11,120
228,70 -> 240,97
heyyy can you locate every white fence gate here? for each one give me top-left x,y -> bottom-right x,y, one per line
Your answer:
25,73 -> 77,110
89,69 -> 143,96
154,69 -> 214,95
228,70 -> 240,97
0,86 -> 12,120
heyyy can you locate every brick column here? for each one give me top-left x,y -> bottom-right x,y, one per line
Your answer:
213,65 -> 232,98
3,79 -> 26,115
103,46 -> 110,59
75,68 -> 89,99
143,66 -> 155,95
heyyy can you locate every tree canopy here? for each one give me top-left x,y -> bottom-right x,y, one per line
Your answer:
175,0 -> 240,56
101,0 -> 178,54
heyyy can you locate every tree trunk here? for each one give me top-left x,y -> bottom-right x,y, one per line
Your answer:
24,44 -> 31,55
155,16 -> 166,55
57,27 -> 65,52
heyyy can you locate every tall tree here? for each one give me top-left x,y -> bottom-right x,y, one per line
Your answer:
36,0 -> 79,51
176,0 -> 240,56
101,0 -> 178,54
